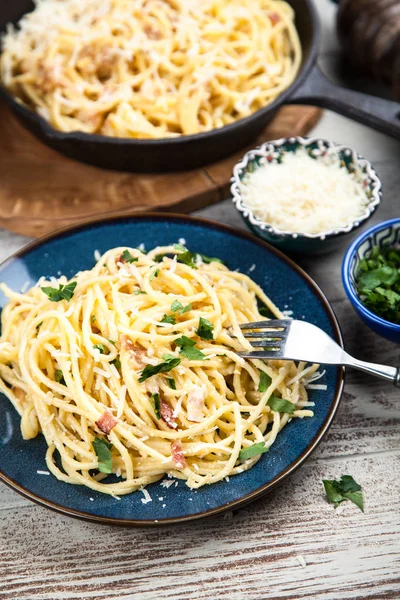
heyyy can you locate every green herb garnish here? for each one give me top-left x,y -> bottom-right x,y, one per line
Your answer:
167,377 -> 176,390
195,317 -> 214,340
259,306 -> 273,318
356,245 -> 400,324
239,442 -> 269,461
175,335 -> 207,360
91,315 -> 96,323
267,395 -> 295,414
198,254 -> 224,264
36,321 -> 43,331
150,268 -> 159,281
176,250 -> 197,268
323,475 -> 364,512
151,392 -> 161,419
170,300 -> 192,314
121,250 -> 138,263
55,369 -> 66,385
92,438 -> 113,474
93,344 -> 105,354
108,339 -> 116,345
174,243 -> 186,252
258,370 -> 271,393
139,355 -> 181,382
133,289 -> 147,295
110,357 -> 121,370
41,281 -> 77,302
160,314 -> 176,325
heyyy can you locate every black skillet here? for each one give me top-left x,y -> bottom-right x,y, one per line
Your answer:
0,0 -> 399,172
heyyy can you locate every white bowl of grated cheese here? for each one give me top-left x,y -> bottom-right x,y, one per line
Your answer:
231,136 -> 381,254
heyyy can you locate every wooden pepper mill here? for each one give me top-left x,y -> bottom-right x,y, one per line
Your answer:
337,0 -> 400,100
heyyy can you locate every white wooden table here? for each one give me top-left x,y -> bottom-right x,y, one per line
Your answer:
1,1 -> 399,598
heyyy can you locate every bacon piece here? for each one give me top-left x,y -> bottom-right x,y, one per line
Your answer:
171,441 -> 186,469
160,399 -> 176,429
95,411 -> 117,434
144,25 -> 162,40
121,334 -> 145,368
269,12 -> 281,25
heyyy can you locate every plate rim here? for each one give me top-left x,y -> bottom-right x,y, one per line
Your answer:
0,213 -> 345,527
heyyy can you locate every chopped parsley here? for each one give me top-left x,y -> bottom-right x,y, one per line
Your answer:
174,243 -> 186,252
175,335 -> 207,360
239,442 -> 269,461
323,475 -> 364,512
160,314 -> 176,325
151,393 -> 161,419
36,321 -> 43,331
167,377 -> 176,390
258,370 -> 272,393
259,306 -> 273,318
176,250 -> 197,268
150,268 -> 159,281
55,369 -> 66,385
108,339 -> 116,345
93,344 -> 105,354
41,281 -> 77,302
110,357 -> 121,370
171,300 -> 192,314
92,438 -> 113,474
195,317 -> 214,340
121,249 -> 138,263
198,254 -> 224,264
139,355 -> 181,382
133,289 -> 147,295
267,395 -> 295,414
91,315 -> 96,323
356,245 -> 400,324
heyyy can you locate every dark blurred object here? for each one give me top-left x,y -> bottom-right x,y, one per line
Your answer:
337,0 -> 400,101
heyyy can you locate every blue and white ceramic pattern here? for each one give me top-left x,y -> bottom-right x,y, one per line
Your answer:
0,215 -> 344,525
342,218 -> 400,343
231,136 -> 381,255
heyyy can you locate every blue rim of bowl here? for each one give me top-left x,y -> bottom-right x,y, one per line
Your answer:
342,217 -> 400,333
231,135 -> 382,241
0,213 -> 345,527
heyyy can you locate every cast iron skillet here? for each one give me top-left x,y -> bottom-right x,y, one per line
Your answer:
0,0 -> 399,172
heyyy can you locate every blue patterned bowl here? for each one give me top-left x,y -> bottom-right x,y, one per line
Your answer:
342,218 -> 400,343
231,136 -> 381,255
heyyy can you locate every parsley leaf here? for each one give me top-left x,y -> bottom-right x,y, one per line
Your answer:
195,317 -> 214,340
55,369 -> 66,385
108,339 -> 116,345
174,243 -> 186,252
167,377 -> 176,390
171,299 -> 192,314
41,281 -> 77,302
259,306 -> 273,318
110,357 -> 121,370
175,336 -> 206,360
198,254 -> 224,264
267,395 -> 295,414
239,442 -> 269,461
91,315 -> 96,323
133,289 -> 147,295
323,475 -> 364,512
177,250 -> 197,268
93,344 -> 105,354
160,314 -> 176,325
139,355 -> 181,382
121,250 -> 138,263
36,321 -> 43,332
151,392 -> 161,419
92,438 -> 113,474
150,268 -> 159,281
258,370 -> 272,393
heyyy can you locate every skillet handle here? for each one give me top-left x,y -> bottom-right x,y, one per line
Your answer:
290,64 -> 400,140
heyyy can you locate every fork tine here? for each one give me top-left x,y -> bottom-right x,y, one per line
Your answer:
238,350 -> 283,359
248,340 -> 281,348
243,331 -> 287,339
239,319 -> 289,330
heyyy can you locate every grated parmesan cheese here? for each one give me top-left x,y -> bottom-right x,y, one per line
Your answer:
239,149 -> 371,235
140,488 -> 152,504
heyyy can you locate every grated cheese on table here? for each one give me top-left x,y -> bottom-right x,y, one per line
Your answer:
239,149 -> 371,235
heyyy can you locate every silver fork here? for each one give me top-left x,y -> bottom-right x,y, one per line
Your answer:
239,319 -> 400,386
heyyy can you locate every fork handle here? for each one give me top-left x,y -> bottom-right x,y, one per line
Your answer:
344,355 -> 400,386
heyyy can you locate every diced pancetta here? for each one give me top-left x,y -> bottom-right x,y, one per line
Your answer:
95,411 -> 117,434
171,441 -> 186,469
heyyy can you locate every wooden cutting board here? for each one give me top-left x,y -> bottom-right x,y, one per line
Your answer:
0,103 -> 321,238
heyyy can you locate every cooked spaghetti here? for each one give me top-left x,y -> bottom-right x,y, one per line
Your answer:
0,0 -> 301,138
0,245 -> 319,496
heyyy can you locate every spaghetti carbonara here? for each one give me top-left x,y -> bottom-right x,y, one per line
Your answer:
0,0 -> 301,138
0,245 -> 319,496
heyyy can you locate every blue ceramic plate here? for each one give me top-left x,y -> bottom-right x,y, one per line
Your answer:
0,215 -> 344,526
